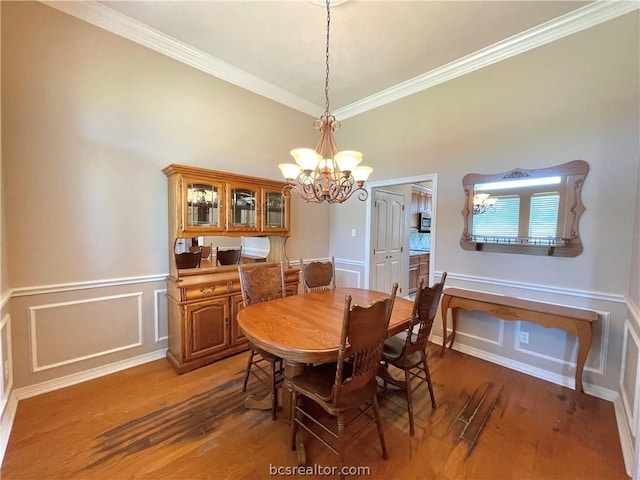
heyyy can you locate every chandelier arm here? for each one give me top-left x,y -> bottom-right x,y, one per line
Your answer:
355,188 -> 369,202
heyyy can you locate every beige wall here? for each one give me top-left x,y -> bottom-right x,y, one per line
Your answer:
2,1 -> 329,289
629,163 -> 640,308
332,11 -> 639,394
0,1 -> 330,390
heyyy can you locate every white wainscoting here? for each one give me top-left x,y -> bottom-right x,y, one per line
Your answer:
621,318 -> 640,436
28,292 -> 144,372
615,297 -> 640,477
0,314 -> 13,417
154,288 -> 168,342
430,270 -> 621,400
513,312 -> 610,378
446,313 -> 505,349
334,258 -> 364,288
0,275 -> 169,468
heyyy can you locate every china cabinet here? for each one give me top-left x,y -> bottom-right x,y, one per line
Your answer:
163,164 -> 291,241
162,164 -> 297,374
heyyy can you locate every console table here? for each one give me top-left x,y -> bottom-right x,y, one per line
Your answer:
440,288 -> 598,393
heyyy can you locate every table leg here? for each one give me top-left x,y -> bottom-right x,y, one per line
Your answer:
282,360 -> 305,421
574,320 -> 593,394
440,295 -> 457,357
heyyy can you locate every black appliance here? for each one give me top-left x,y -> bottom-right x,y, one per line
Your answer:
419,212 -> 431,233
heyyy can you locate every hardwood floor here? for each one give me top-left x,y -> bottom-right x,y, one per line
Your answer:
1,344 -> 628,479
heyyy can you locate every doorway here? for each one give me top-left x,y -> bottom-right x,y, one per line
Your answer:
364,173 -> 438,296
369,189 -> 405,293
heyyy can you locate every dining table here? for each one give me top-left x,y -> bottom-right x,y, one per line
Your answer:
237,287 -> 415,464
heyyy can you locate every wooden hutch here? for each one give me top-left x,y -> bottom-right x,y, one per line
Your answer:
163,164 -> 299,374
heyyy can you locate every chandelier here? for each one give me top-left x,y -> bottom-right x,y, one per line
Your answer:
279,0 -> 372,204
473,192 -> 497,215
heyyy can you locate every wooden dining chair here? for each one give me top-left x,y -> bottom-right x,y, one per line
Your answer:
379,272 -> 447,436
217,246 -> 242,265
290,283 -> 398,475
175,249 -> 202,269
238,263 -> 286,420
299,256 -> 336,293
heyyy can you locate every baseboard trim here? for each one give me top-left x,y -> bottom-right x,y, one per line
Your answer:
14,349 -> 166,401
614,395 -> 636,477
430,334 -> 617,402
0,393 -> 18,469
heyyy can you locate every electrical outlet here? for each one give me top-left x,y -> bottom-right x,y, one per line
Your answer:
351,228 -> 356,237
519,331 -> 529,344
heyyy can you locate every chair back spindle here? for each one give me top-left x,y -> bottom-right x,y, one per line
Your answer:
403,272 -> 447,358
332,283 -> 398,406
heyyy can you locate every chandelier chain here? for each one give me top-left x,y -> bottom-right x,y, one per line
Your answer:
278,0 -> 372,204
324,0 -> 331,117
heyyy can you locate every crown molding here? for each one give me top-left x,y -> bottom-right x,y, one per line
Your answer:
40,0 -> 322,117
41,0 -> 638,119
335,0 -> 640,119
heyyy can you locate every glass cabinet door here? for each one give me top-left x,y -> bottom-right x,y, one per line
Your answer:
262,189 -> 289,232
182,177 -> 225,234
227,183 -> 259,231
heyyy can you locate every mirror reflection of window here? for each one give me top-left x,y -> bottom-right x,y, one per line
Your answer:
529,193 -> 560,237
461,160 -> 588,256
472,191 -> 562,240
472,195 -> 520,238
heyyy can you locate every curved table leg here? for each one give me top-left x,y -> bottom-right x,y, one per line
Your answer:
440,295 -> 457,357
574,320 -> 593,394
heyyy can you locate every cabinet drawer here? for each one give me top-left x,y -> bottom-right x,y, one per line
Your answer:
184,281 -> 230,301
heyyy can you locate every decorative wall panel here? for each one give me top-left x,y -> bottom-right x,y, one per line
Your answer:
29,293 -> 143,372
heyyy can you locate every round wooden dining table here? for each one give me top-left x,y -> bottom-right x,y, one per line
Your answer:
237,287 -> 414,416
237,287 -> 414,464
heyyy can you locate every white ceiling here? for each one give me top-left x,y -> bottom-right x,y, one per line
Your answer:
48,1 -> 637,118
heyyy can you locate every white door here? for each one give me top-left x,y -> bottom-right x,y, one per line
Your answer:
371,189 -> 404,293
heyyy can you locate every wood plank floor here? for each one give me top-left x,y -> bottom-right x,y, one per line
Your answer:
1,344 -> 629,479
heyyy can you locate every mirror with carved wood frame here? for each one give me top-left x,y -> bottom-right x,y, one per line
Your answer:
460,160 -> 589,257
